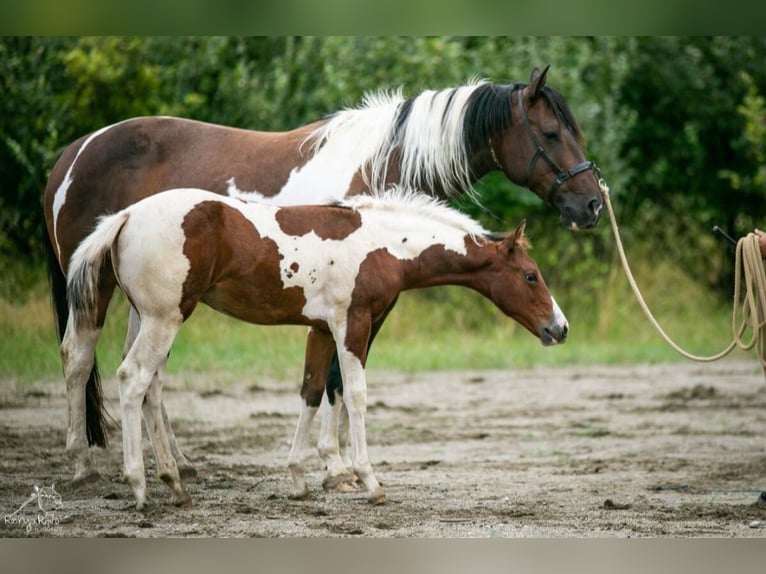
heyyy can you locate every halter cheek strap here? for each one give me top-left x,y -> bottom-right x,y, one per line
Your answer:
516,89 -> 596,206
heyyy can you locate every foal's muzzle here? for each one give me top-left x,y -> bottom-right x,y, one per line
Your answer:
541,322 -> 568,346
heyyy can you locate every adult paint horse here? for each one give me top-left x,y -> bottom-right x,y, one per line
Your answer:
44,66 -> 598,486
63,187 -> 567,509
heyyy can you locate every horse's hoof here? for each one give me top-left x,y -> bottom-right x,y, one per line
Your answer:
135,500 -> 154,513
172,493 -> 192,508
71,471 -> 101,489
757,492 -> 766,505
179,465 -> 198,481
288,489 -> 311,501
367,491 -> 387,505
322,473 -> 358,493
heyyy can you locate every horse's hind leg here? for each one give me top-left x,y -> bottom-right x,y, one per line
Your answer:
118,315 -> 182,511
61,318 -> 102,486
141,365 -> 190,508
125,306 -> 196,480
318,392 -> 357,492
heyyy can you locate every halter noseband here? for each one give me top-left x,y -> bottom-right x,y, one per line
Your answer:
516,88 -> 596,206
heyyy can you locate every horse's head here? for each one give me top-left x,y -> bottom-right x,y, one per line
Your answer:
487,220 -> 568,346
496,66 -> 603,231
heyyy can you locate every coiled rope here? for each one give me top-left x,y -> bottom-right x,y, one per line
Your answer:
599,178 -> 766,370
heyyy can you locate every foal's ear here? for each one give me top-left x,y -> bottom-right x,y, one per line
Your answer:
504,219 -> 527,252
528,65 -> 550,101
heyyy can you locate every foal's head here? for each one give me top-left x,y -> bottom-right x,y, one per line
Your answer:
484,221 -> 568,346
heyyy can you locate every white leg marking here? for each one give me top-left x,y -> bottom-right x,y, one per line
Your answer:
125,306 -> 194,477
141,372 -> 189,507
318,392 -> 353,485
118,315 -> 181,510
61,317 -> 102,484
335,348 -> 384,504
287,401 -> 319,499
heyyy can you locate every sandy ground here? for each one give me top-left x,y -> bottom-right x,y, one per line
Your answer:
2,360 -> 766,538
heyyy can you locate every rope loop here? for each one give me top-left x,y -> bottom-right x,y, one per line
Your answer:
600,179 -> 766,369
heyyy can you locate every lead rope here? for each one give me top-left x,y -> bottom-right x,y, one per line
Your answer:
599,179 -> 766,371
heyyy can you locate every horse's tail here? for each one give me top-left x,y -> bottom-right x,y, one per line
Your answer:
65,210 -> 130,446
44,222 -> 111,447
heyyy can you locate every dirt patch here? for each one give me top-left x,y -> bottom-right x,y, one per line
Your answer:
2,360 -> 766,537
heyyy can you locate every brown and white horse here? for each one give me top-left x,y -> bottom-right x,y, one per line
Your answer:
63,187 -> 567,509
44,66 -> 596,486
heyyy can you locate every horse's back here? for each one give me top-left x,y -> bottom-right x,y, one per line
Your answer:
43,116 -> 315,267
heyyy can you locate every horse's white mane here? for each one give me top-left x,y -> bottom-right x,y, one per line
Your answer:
340,186 -> 490,240
305,79 -> 490,200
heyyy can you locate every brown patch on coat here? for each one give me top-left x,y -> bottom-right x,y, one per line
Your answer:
275,205 -> 363,240
180,201 -> 310,325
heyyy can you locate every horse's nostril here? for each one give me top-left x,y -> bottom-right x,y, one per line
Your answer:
589,197 -> 602,214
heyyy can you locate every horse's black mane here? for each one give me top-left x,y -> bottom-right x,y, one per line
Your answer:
390,82 -> 585,162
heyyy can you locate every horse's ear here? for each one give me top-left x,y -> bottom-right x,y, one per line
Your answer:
528,65 -> 550,101
505,219 -> 527,252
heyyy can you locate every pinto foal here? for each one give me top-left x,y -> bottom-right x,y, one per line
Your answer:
63,188 -> 568,509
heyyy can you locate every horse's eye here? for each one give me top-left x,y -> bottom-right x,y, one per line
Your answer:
543,130 -> 559,141
524,271 -> 538,284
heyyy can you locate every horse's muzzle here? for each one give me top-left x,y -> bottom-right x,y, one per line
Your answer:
541,322 -> 568,346
562,195 -> 603,231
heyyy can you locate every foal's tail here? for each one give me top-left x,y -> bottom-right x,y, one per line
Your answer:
64,210 -> 130,446
67,211 -> 130,332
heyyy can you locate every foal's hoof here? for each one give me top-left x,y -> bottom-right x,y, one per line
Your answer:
288,489 -> 311,501
367,491 -> 387,506
322,473 -> 358,493
134,500 -> 155,514
71,470 -> 101,489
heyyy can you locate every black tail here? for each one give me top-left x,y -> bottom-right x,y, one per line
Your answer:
43,225 -> 110,447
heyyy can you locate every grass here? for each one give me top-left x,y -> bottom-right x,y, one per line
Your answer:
0,253 -> 754,388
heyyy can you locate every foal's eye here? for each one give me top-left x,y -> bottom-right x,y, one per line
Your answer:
524,271 -> 538,284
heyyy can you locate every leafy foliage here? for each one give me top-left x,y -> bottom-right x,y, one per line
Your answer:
2,36 -> 765,303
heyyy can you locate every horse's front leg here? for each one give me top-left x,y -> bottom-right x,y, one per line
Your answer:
333,317 -> 385,505
125,306 -> 196,480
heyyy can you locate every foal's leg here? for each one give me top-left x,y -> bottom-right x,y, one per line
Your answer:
124,306 -> 196,480
61,318 -> 102,486
324,297 -> 398,484
333,318 -> 385,504
118,315 -> 181,511
287,327 -> 336,499
141,364 -> 190,507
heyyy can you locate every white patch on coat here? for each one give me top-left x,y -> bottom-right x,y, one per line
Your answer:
52,119 -> 132,259
225,80 -> 490,207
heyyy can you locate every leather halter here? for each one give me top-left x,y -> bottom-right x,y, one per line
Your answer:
516,88 -> 596,206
